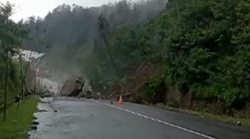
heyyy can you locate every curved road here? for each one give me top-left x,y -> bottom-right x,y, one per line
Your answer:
29,97 -> 250,139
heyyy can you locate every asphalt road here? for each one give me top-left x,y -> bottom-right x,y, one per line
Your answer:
29,97 -> 250,139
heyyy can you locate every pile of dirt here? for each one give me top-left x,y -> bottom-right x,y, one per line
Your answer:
109,61 -> 162,101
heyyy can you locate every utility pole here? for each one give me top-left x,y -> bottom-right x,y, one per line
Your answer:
98,14 -> 120,79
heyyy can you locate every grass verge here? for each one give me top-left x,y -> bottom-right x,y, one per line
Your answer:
0,96 -> 39,139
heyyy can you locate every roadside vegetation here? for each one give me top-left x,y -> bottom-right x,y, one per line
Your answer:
0,2 -> 25,107
1,0 -> 39,125
0,96 -> 39,139
19,0 -> 250,125
0,3 -> 40,139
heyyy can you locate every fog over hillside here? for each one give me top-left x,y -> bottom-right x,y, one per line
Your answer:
21,0 -> 168,86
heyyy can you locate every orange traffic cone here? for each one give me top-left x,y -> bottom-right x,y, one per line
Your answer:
118,95 -> 123,105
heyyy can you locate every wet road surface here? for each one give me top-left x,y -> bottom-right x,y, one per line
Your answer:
29,97 -> 250,139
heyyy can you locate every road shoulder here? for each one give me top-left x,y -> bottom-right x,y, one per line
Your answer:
97,100 -> 250,139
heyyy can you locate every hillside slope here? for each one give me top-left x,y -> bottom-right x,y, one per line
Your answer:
22,0 -> 250,118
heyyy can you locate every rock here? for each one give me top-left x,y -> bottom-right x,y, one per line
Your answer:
37,109 -> 47,112
31,125 -> 37,130
32,116 -> 37,120
237,121 -> 241,126
12,120 -> 17,123
32,121 -> 39,125
156,103 -> 165,108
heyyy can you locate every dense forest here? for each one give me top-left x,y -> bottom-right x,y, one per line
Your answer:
19,0 -> 250,117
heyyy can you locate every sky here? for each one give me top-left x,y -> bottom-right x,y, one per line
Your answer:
1,0 -> 140,22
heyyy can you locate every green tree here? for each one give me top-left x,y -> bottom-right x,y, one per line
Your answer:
0,2 -> 28,121
137,0 -> 250,108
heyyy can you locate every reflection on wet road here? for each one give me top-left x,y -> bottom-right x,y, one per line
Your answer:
29,97 -> 250,139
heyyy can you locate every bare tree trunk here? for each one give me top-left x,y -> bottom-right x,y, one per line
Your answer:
20,52 -> 33,96
134,65 -> 148,78
34,77 -> 37,94
3,54 -> 9,121
136,61 -> 145,73
117,83 -> 129,94
19,55 -> 24,99
23,62 -> 30,93
108,90 -> 117,99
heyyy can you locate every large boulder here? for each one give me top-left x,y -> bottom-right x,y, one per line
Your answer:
59,76 -> 84,96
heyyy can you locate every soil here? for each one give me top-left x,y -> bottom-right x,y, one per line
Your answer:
108,61 -> 250,119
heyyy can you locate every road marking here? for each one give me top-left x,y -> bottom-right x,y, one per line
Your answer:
93,100 -> 216,139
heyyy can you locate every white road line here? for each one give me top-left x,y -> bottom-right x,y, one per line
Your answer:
93,100 -> 216,139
